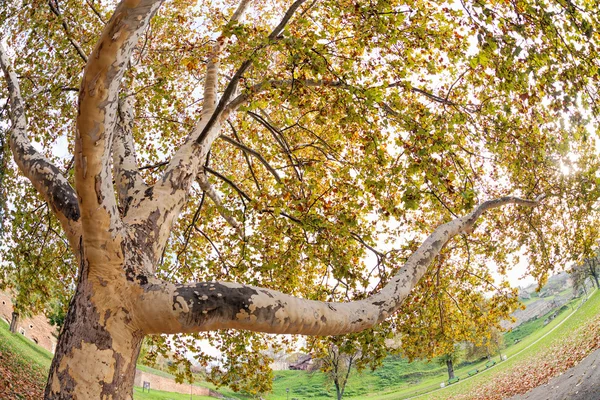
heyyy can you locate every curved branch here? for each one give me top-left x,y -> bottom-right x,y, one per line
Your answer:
219,134 -> 282,183
0,43 -> 82,251
197,171 -> 245,239
75,0 -> 163,258
136,196 -> 541,335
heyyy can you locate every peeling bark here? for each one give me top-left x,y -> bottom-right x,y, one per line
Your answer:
136,197 -> 541,336
46,262 -> 144,399
0,43 -> 82,251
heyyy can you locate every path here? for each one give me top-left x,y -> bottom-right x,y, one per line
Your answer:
509,347 -> 600,400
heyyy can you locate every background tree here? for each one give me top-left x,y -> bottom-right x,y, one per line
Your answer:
465,327 -> 504,362
436,348 -> 464,381
579,253 -> 600,289
313,328 -> 390,400
397,252 -> 517,380
0,0 -> 599,398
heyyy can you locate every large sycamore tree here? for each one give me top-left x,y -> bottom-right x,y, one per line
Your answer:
0,0 -> 599,398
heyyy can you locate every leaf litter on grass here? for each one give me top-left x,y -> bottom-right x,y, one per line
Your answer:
448,316 -> 600,400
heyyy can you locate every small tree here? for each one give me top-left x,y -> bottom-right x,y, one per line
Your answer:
465,328 -> 504,362
436,348 -> 463,381
315,329 -> 389,400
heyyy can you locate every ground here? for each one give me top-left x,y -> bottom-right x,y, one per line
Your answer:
509,347 -> 600,400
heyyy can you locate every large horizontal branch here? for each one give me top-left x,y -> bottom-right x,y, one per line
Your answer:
0,43 -> 82,251
136,196 -> 542,335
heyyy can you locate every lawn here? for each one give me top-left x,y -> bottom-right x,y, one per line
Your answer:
133,387 -> 215,400
412,289 -> 600,399
0,318 -> 52,399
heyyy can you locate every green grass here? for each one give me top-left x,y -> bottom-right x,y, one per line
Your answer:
411,289 -> 600,399
0,318 -> 53,369
504,304 -> 570,346
264,295 -> 584,400
133,387 -> 214,400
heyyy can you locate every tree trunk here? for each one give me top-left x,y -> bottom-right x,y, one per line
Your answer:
446,359 -> 455,380
591,270 -> 600,289
44,267 -> 145,399
334,379 -> 343,400
9,311 -> 19,333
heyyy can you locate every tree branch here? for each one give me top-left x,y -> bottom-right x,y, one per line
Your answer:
196,171 -> 245,239
136,196 -> 542,335
0,42 -> 82,251
195,0 -> 308,145
76,0 -> 163,270
219,134 -> 282,183
47,0 -> 89,63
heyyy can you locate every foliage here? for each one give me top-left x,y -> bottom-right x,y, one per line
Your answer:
1,0 -> 600,394
465,328 -> 504,362
426,290 -> 600,400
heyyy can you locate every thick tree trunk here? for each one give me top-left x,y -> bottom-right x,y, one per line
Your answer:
44,267 -> 145,399
446,359 -> 455,380
9,311 -> 19,333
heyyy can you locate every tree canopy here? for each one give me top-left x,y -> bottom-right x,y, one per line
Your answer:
1,0 -> 599,396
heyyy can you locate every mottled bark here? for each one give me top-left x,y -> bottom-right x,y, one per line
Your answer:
45,266 -> 144,399
113,95 -> 148,216
135,197 -> 541,336
0,43 -> 82,251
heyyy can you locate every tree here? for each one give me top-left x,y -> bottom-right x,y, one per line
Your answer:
319,342 -> 359,400
466,327 -> 504,362
0,0 -> 598,398
314,329 -> 389,400
437,349 -> 463,381
580,254 -> 600,289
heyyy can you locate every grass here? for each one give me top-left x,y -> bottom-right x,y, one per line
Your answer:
0,318 -> 53,369
412,289 -> 600,399
133,387 -> 215,400
504,304 -> 570,346
0,318 -> 53,398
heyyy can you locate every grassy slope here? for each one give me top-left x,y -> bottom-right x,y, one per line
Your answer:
0,318 -> 52,399
0,320 -> 225,400
414,289 -> 600,400
266,297 -> 579,400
